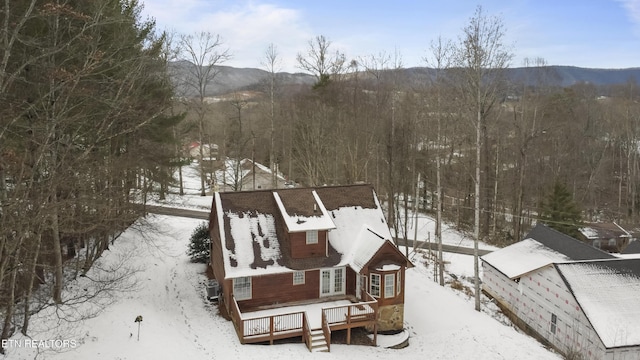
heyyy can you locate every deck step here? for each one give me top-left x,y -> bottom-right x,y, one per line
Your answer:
311,345 -> 329,352
309,328 -> 329,352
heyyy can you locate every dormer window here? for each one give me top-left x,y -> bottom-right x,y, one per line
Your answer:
306,230 -> 318,244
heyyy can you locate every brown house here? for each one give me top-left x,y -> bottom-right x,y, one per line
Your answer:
208,184 -> 413,352
578,222 -> 635,253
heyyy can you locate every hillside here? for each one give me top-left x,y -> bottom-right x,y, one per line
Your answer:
169,61 -> 640,96
1,164 -> 561,360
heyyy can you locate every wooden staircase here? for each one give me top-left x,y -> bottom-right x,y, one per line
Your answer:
309,328 -> 329,352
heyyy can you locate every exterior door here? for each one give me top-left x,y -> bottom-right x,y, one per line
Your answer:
320,267 -> 345,297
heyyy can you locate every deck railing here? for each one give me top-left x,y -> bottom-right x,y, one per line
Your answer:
321,311 -> 331,352
321,295 -> 377,327
302,312 -> 312,351
230,294 -> 377,347
230,297 -> 244,342
242,311 -> 304,344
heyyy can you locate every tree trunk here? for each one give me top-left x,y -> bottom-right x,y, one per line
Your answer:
21,233 -> 42,335
474,107 -> 482,312
1,245 -> 21,354
51,202 -> 64,304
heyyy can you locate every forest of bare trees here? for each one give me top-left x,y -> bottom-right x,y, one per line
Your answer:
2,1 -> 640,348
0,0 -> 178,350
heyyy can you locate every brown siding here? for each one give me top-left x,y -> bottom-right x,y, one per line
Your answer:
346,267 -> 357,297
362,242 -> 410,306
379,268 -> 405,307
209,208 -> 226,286
209,200 -> 231,312
290,230 -> 327,259
369,242 -> 410,266
365,268 -> 405,307
237,270 -> 321,311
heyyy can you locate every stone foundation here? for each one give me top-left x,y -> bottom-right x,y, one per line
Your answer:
377,304 -> 404,332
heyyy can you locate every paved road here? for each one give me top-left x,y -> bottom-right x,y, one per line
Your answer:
144,205 -> 209,220
395,238 -> 492,256
143,205 -> 491,255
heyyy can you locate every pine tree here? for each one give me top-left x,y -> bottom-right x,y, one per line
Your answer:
540,181 -> 583,238
187,222 -> 211,263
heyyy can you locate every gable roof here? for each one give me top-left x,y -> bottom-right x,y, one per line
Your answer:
481,238 -> 570,279
215,158 -> 287,190
481,224 -> 613,279
556,259 -> 640,349
579,222 -> 631,241
213,184 -> 403,279
526,224 -> 615,260
273,189 -> 336,232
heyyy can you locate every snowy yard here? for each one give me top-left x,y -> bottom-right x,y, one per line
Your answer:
3,164 -> 561,359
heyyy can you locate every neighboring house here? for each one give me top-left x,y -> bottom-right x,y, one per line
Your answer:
208,184 -> 413,352
187,142 -> 218,160
482,224 -> 640,360
214,158 -> 289,192
578,222 -> 634,252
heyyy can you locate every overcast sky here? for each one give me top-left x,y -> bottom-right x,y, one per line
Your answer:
140,0 -> 640,72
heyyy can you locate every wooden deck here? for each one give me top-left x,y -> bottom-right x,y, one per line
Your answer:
230,294 -> 378,352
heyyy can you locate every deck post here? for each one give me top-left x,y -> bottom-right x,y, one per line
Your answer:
347,306 -> 352,344
269,316 -> 274,345
373,322 -> 377,346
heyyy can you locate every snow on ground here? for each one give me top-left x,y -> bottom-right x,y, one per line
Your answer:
5,214 -> 559,360
2,164 -> 561,359
392,210 -> 499,251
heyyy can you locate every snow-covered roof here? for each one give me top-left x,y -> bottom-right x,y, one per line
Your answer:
579,222 -> 631,241
526,224 -> 614,261
326,209 -> 390,273
556,259 -> 640,348
214,158 -> 287,189
213,184 -> 404,279
481,238 -> 571,279
273,190 -> 336,232
579,226 -> 600,240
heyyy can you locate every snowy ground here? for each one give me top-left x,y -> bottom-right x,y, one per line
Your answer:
2,164 -> 562,359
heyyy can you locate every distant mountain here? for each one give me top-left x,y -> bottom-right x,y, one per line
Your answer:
168,61 -> 315,97
402,66 -> 640,88
168,61 -> 640,97
507,66 -> 640,87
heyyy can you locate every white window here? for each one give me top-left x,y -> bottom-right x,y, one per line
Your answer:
384,273 -> 395,298
233,277 -> 252,301
321,270 -> 331,294
320,267 -> 345,296
550,313 -> 557,334
396,270 -> 402,296
334,268 -> 344,293
306,230 -> 318,244
370,273 -> 381,297
293,271 -> 305,285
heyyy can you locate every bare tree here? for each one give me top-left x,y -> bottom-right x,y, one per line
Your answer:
425,36 -> 454,286
180,32 -> 230,195
261,43 -> 281,188
296,35 -> 346,88
453,6 -> 513,311
1,1 -> 175,350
